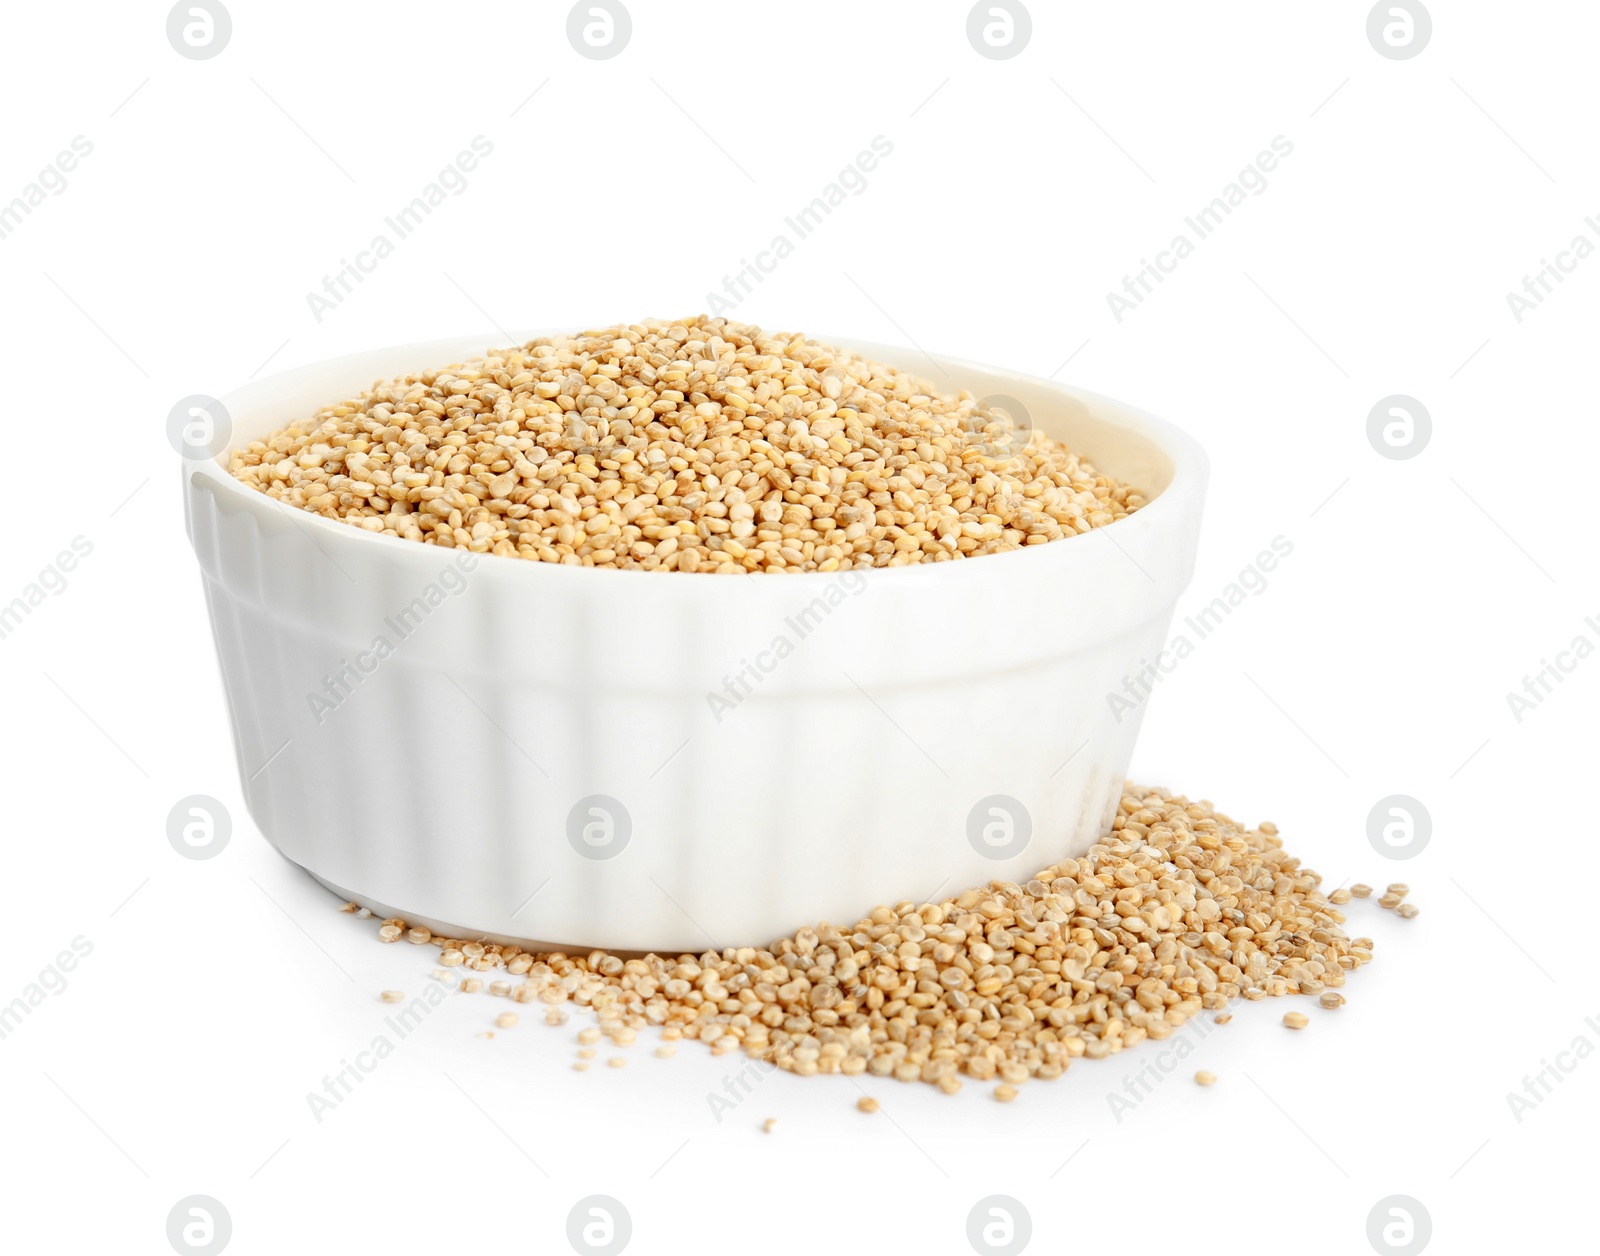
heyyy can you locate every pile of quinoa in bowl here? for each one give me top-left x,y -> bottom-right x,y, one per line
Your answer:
227,317 -> 1144,573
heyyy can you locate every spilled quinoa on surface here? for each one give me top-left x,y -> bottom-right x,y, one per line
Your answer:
358,782 -> 1378,1095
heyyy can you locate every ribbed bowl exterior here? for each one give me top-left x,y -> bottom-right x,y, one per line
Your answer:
185,335 -> 1208,951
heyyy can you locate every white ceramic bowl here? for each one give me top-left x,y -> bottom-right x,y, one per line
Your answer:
185,334 -> 1207,951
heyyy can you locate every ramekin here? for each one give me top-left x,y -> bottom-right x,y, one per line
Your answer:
185,333 -> 1208,951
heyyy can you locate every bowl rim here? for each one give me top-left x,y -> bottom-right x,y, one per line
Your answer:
189,330 -> 1209,587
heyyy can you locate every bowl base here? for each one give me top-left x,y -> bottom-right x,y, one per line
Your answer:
293,858 -> 686,959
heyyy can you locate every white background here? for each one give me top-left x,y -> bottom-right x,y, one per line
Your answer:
1,2 -> 1593,1253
